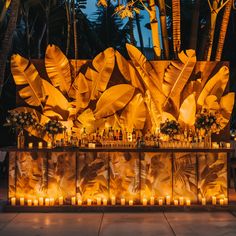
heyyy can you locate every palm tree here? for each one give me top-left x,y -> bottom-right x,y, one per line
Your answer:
0,0 -> 20,97
215,0 -> 233,61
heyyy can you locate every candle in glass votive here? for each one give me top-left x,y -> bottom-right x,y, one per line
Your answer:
142,198 -> 147,206
97,197 -> 101,206
129,200 -> 133,206
20,197 -> 24,206
220,199 -> 224,206
179,197 -> 184,206
158,198 -> 163,206
212,196 -> 217,205
111,196 -> 116,205
71,197 -> 76,205
77,198 -> 82,206
201,198 -> 206,206
87,199 -> 92,206
166,196 -> 171,205
224,198 -> 228,205
226,143 -> 231,148
33,199 -> 39,206
11,197 -> 16,206
49,198 -> 55,206
28,142 -> 33,148
27,199 -> 32,206
103,198 -> 107,206
174,199 -> 178,206
47,142 -> 52,148
186,199 -> 191,206
121,198 -> 125,206
150,196 -> 155,205
45,198 -> 50,206
38,142 -> 43,148
59,196 -> 63,205
39,197 -> 44,206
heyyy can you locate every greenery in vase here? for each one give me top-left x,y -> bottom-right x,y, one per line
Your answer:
44,120 -> 64,135
160,119 -> 180,136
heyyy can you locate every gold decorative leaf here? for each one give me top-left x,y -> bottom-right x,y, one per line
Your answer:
45,45 -> 72,96
178,93 -> 196,127
77,108 -> 96,134
120,93 -> 146,131
197,66 -> 229,106
90,47 -> 115,100
126,43 -> 165,113
163,49 -> 196,109
161,112 -> 177,122
203,95 -> 220,111
11,54 -> 45,108
220,93 -> 235,120
115,50 -> 144,93
42,80 -> 70,120
94,84 -> 135,119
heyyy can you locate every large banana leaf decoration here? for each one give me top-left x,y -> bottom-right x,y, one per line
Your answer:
45,45 -> 72,97
120,93 -> 146,131
163,49 -> 196,109
11,54 -> 45,109
94,84 -> 135,119
220,93 -> 235,120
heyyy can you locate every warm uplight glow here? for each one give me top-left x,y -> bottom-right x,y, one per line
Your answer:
59,196 -> 63,205
166,196 -> 171,205
33,199 -> 39,206
47,142 -> 52,148
142,198 -> 147,206
150,197 -> 155,206
111,196 -> 116,205
121,198 -> 125,206
77,198 -> 82,206
129,200 -> 133,206
220,199 -> 224,206
224,198 -> 228,205
158,198 -> 163,206
186,199 -> 191,206
179,197 -> 184,206
38,142 -> 43,148
212,196 -> 217,205
97,197 -> 102,206
27,199 -> 32,206
20,197 -> 24,206
49,198 -> 55,206
11,197 -> 16,206
201,198 -> 206,206
45,198 -> 50,206
103,198 -> 107,206
174,199 -> 178,206
71,197 -> 76,205
39,197 -> 44,206
87,199 -> 92,206
28,143 -> 33,148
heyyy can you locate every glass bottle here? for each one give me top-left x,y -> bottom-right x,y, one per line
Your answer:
17,129 -> 25,149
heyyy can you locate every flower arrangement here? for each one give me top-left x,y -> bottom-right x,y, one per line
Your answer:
5,111 -> 36,130
160,119 -> 180,136
195,109 -> 222,134
44,120 -> 64,135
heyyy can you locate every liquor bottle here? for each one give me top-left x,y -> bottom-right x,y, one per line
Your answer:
132,128 -> 136,142
63,127 -> 68,145
119,129 -> 123,141
81,127 -> 88,147
115,129 -> 119,141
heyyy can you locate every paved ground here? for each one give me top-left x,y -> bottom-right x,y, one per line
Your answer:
0,212 -> 236,236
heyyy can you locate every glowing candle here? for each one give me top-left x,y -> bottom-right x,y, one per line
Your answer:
121,198 -> 125,206
158,198 -> 163,206
87,199 -> 92,206
77,199 -> 82,206
49,198 -> 55,206
38,142 -> 43,148
28,143 -> 33,148
142,198 -> 147,206
220,199 -> 224,206
103,198 -> 108,206
129,200 -> 133,206
97,197 -> 102,206
33,199 -> 39,206
226,143 -> 231,148
166,196 -> 171,205
45,198 -> 50,206
11,197 -> 16,206
201,198 -> 206,206
224,198 -> 228,205
71,197 -> 76,205
59,196 -> 63,205
150,196 -> 155,206
212,196 -> 217,205
111,196 -> 116,205
20,197 -> 24,206
47,142 -> 52,148
27,199 -> 32,206
39,197 -> 44,206
186,199 -> 191,206
174,199 -> 178,206
179,197 -> 184,206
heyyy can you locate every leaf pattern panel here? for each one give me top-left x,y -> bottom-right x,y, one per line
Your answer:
48,152 -> 76,200
198,152 -> 227,201
9,152 -> 16,198
77,152 -> 108,201
141,152 -> 172,198
16,152 -> 46,199
173,153 -> 197,202
109,152 -> 140,202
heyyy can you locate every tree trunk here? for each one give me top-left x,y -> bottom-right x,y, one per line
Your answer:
135,12 -> 144,53
172,0 -> 181,58
189,0 -> 201,51
149,0 -> 161,59
0,0 -> 12,27
0,0 -> 20,97
129,17 -> 136,46
37,24 -> 46,58
158,0 -> 169,59
215,0 -> 232,61
72,0 -> 78,78
65,0 -> 71,56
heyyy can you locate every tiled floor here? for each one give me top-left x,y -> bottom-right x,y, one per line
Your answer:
0,212 -> 236,236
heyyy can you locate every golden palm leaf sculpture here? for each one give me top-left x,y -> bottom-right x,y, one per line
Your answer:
11,44 -> 234,141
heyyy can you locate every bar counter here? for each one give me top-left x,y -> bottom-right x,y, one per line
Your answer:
1,146 -> 233,206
